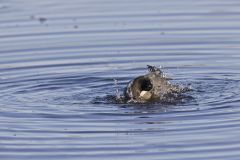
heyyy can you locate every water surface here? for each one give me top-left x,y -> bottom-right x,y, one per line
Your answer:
1,0 -> 240,159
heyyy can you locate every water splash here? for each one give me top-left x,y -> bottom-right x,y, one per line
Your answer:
94,66 -> 193,105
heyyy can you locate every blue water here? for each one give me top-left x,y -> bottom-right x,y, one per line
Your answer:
1,0 -> 240,159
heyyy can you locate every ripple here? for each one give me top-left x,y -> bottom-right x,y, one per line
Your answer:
1,0 -> 240,160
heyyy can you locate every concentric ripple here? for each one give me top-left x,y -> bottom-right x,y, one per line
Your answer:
1,0 -> 240,160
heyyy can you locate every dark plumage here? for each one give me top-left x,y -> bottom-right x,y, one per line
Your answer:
125,65 -> 184,103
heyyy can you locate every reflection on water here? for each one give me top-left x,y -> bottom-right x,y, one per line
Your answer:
1,0 -> 240,160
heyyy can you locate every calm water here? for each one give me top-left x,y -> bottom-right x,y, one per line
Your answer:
1,0 -> 240,159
